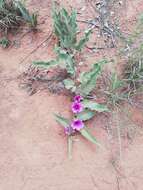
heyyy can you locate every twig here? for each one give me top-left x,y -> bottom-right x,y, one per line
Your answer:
116,176 -> 121,190
19,31 -> 53,64
85,45 -> 105,50
115,108 -> 122,164
86,0 -> 119,48
77,19 -> 100,28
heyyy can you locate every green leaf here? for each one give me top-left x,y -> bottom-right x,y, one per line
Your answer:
55,47 -> 75,76
33,60 -> 59,69
65,55 -> 75,76
78,60 -> 107,96
70,10 -> 77,43
83,100 -> 109,112
30,13 -> 38,28
0,37 -> 10,48
68,136 -> 73,159
78,63 -> 101,96
0,0 -> 4,8
52,7 -> 77,49
16,1 -> 31,22
63,79 -> 76,92
111,73 -> 124,90
79,63 -> 100,84
33,46 -> 75,76
75,29 -> 92,51
80,127 -> 98,145
76,110 -> 95,121
54,114 -> 69,128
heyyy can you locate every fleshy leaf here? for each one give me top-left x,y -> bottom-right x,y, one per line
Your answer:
63,79 -> 76,92
16,1 -> 31,22
76,110 -> 95,121
65,55 -> 75,76
54,114 -> 69,128
33,60 -> 58,69
33,47 -> 75,76
52,7 -> 77,49
80,127 -> 98,144
83,100 -> 109,112
55,47 -> 75,76
78,61 -> 107,96
111,73 -> 124,90
75,29 -> 92,51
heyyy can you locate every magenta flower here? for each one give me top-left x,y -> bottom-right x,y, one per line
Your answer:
74,95 -> 83,102
64,127 -> 75,135
71,119 -> 84,131
71,102 -> 83,113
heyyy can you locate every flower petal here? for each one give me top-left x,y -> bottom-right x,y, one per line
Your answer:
71,102 -> 84,113
71,119 -> 84,130
74,95 -> 83,102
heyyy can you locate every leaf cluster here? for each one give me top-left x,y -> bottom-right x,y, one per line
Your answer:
0,0 -> 38,33
124,44 -> 143,91
0,37 -> 10,48
34,46 -> 75,76
64,60 -> 107,96
33,6 -> 95,90
105,73 -> 128,106
55,98 -> 108,158
16,1 -> 38,29
32,6 -> 109,158
52,7 -> 91,51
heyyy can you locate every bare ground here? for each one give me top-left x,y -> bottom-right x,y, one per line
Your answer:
0,0 -> 143,190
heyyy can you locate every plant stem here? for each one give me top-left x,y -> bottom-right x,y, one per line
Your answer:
68,136 -> 73,159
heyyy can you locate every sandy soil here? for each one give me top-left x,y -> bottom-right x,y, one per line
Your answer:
0,0 -> 143,190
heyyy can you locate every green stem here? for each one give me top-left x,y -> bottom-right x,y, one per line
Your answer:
68,136 -> 73,159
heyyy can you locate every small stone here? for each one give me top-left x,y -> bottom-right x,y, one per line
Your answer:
111,11 -> 114,16
79,62 -> 84,66
81,6 -> 86,12
119,1 -> 123,5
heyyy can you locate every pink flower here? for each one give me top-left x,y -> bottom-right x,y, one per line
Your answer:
74,95 -> 83,102
71,102 -> 83,113
71,119 -> 84,131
